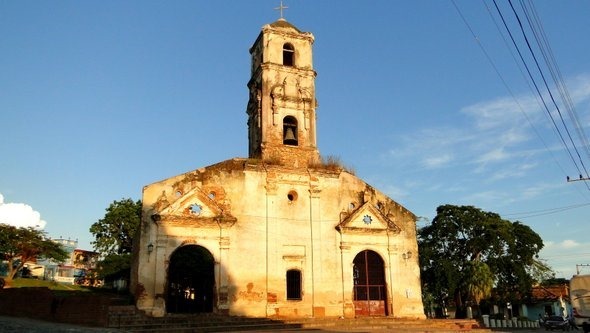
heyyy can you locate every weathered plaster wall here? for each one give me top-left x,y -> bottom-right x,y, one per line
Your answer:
132,160 -> 424,319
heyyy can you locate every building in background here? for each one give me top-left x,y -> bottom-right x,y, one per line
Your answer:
37,238 -> 99,286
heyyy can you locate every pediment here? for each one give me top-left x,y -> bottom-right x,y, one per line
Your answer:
336,202 -> 401,234
158,187 -> 235,227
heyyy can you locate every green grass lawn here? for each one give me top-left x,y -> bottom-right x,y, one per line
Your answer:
2,277 -> 133,302
9,278 -> 90,291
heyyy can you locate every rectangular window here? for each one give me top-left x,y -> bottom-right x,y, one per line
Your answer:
286,269 -> 302,300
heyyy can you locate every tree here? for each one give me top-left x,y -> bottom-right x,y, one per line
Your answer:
418,205 -> 545,318
0,223 -> 68,281
530,258 -> 556,284
89,198 -> 141,282
464,261 -> 493,309
90,198 -> 141,255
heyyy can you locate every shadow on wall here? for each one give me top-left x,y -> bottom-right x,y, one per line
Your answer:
0,287 -> 131,326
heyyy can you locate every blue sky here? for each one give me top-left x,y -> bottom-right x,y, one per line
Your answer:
1,1 -> 589,279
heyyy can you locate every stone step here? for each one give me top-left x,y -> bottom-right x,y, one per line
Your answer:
110,317 -> 490,333
118,322 -> 304,333
107,307 -> 490,333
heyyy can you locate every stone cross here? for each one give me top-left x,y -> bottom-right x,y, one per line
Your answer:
274,1 -> 288,19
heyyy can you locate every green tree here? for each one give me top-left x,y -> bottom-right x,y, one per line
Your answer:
0,223 -> 68,281
464,261 -> 493,307
418,205 -> 545,318
90,198 -> 141,281
90,198 -> 141,255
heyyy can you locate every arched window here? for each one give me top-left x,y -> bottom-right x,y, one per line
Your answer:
283,43 -> 294,67
286,269 -> 302,300
283,116 -> 298,146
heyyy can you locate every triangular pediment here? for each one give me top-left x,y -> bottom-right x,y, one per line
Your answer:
160,187 -> 221,217
158,187 -> 236,227
336,202 -> 401,234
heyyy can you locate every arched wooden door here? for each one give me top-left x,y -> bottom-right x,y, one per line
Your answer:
166,245 -> 215,314
353,250 -> 388,316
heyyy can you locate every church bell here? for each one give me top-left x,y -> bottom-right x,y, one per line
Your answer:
283,127 -> 297,145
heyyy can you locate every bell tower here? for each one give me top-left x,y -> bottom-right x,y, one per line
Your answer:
246,18 -> 320,168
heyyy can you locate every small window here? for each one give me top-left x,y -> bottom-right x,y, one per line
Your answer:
283,43 -> 294,67
287,190 -> 298,202
189,204 -> 202,215
286,269 -> 302,300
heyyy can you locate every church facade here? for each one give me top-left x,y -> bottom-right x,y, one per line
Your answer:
131,18 -> 425,319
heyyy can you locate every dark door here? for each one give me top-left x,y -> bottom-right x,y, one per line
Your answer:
353,250 -> 388,316
166,245 -> 215,313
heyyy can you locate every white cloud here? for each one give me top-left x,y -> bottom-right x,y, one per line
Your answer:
562,239 -> 581,248
382,74 -> 590,199
460,190 -> 509,206
461,97 -> 527,130
546,239 -> 582,249
519,182 -> 564,200
570,74 -> 590,104
423,154 -> 453,169
476,147 -> 510,164
540,239 -> 590,278
381,184 -> 409,201
387,127 -> 472,170
0,193 -> 47,229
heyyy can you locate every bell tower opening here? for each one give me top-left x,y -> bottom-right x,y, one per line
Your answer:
283,116 -> 298,146
283,43 -> 295,66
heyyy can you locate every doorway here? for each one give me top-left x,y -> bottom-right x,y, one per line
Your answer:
352,250 -> 388,316
166,245 -> 215,313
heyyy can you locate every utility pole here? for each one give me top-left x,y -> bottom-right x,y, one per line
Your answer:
567,175 -> 590,182
576,264 -> 590,275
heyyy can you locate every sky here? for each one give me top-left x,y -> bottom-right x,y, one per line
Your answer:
1,1 -> 589,280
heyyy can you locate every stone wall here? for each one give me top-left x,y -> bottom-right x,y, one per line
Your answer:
0,287 -> 129,327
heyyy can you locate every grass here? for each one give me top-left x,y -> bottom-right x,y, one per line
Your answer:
310,155 -> 356,175
2,277 -> 135,305
8,278 -> 90,291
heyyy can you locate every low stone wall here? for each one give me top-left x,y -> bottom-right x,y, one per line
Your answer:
0,287 -> 129,327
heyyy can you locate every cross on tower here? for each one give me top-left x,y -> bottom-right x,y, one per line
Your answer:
274,1 -> 288,20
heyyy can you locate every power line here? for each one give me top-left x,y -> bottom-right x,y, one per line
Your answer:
502,0 -> 590,183
454,0 -> 590,199
483,0 -> 590,198
517,0 -> 590,183
493,0 -> 590,182
453,0 -> 590,195
521,0 -> 590,169
502,202 -> 590,218
504,202 -> 590,219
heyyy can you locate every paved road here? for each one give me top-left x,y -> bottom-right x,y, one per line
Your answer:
0,315 -> 551,333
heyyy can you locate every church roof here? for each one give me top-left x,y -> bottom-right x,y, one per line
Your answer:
268,18 -> 301,33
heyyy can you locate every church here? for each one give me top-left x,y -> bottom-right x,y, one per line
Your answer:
131,16 -> 425,319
